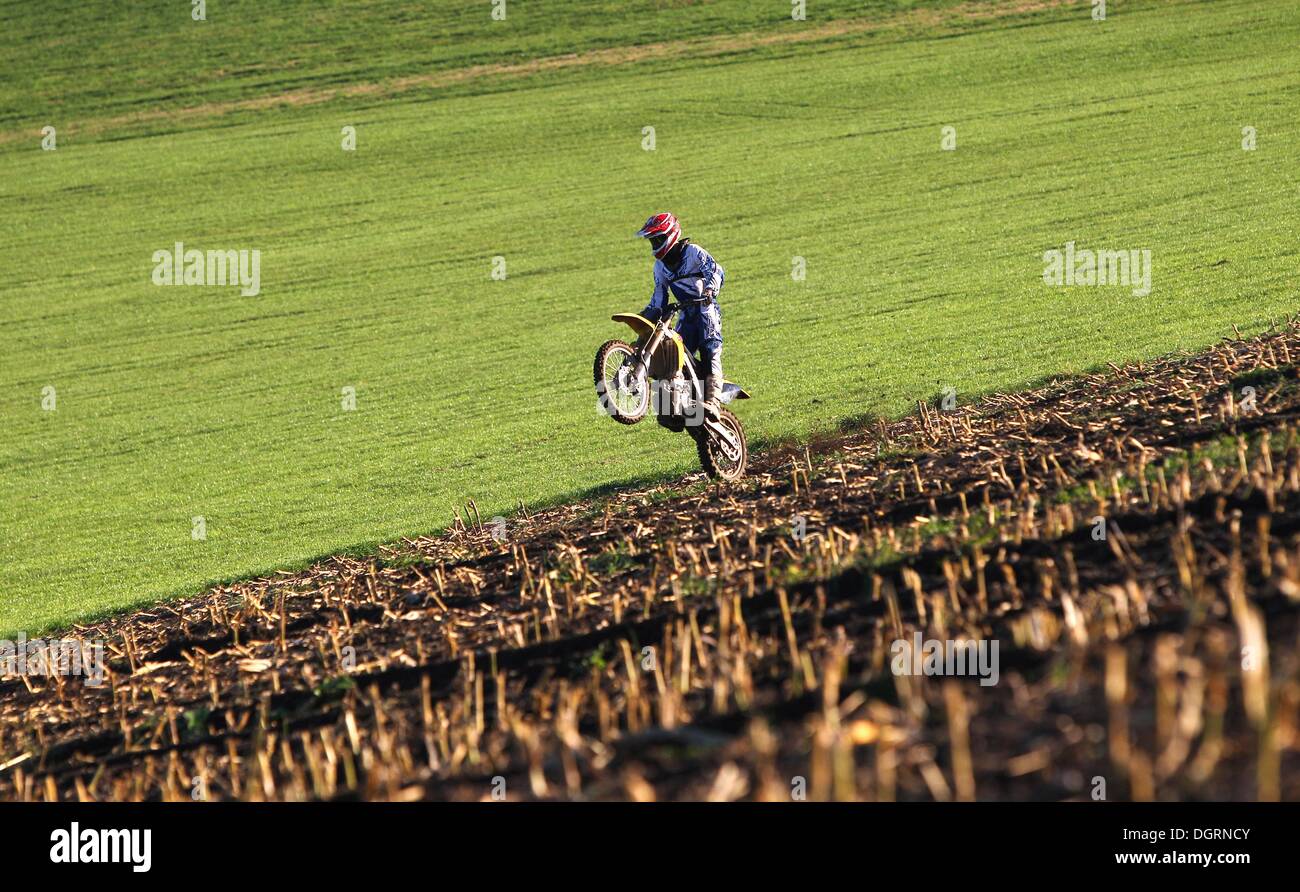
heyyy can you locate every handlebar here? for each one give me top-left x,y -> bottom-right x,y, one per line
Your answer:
659,296 -> 712,319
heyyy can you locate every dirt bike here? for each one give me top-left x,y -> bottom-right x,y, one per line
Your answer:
594,301 -> 750,480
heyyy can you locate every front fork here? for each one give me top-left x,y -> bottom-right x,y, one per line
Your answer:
634,320 -> 671,379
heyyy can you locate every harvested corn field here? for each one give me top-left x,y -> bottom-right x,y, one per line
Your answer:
5,321 -> 1299,802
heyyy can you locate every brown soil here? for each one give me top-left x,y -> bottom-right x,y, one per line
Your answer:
3,319 -> 1299,801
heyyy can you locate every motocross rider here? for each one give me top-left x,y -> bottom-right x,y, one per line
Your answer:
634,212 -> 726,419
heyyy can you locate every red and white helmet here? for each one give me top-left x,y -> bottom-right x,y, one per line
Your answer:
636,212 -> 681,260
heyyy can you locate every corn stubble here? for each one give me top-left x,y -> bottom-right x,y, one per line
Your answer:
5,322 -> 1300,802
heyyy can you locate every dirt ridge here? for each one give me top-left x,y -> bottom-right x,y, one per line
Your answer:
3,318 -> 1299,801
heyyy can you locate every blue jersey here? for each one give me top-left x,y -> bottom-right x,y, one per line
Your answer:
641,243 -> 724,320
641,242 -> 724,358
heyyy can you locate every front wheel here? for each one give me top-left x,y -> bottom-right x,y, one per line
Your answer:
594,339 -> 649,424
695,408 -> 747,480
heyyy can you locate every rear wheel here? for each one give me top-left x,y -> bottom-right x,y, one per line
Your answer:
695,408 -> 747,480
594,339 -> 649,424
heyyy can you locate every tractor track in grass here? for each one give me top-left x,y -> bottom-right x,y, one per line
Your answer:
3,320 -> 1300,800
0,0 -> 1081,146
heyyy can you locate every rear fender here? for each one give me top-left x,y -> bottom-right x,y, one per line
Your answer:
720,382 -> 751,403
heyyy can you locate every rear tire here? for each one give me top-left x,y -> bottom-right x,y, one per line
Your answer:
594,339 -> 649,425
695,408 -> 747,480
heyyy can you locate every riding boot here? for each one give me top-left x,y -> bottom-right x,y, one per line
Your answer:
702,347 -> 724,420
703,376 -> 723,420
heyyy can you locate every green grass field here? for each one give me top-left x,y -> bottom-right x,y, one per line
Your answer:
2,0 -> 1298,635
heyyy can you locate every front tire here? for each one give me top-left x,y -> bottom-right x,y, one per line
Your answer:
695,408 -> 747,480
594,339 -> 649,425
